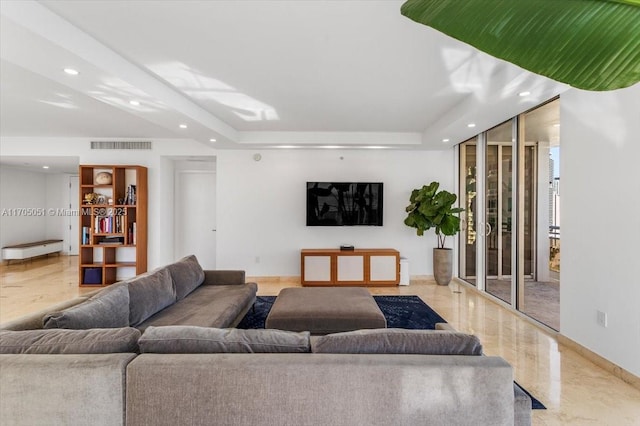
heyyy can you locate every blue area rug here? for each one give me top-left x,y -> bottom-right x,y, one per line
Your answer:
237,295 -> 446,330
238,295 -> 545,409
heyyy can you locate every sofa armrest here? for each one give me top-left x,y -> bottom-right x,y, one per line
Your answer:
1,353 -> 135,425
435,322 -> 457,331
202,270 -> 246,286
0,296 -> 91,331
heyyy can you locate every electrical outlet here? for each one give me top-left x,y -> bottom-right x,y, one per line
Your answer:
255,256 -> 260,264
597,310 -> 608,328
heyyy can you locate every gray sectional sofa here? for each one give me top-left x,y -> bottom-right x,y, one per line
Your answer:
0,255 -> 531,426
1,255 -> 257,333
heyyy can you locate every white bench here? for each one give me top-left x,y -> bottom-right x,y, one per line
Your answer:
2,240 -> 64,264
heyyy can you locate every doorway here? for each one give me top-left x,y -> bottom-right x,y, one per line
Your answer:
174,167 -> 217,269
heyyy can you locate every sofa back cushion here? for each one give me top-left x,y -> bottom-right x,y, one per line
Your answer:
42,283 -> 129,329
138,326 -> 310,353
128,268 -> 176,326
0,327 -> 140,354
312,328 -> 483,355
166,255 -> 205,300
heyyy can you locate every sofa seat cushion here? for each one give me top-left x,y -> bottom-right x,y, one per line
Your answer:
0,327 -> 140,354
128,267 -> 176,327
167,255 -> 205,300
139,326 -> 310,353
42,283 -> 129,329
312,328 -> 483,355
135,283 -> 257,331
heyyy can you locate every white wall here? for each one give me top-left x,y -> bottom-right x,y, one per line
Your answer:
44,174 -> 71,249
0,168 -> 71,258
1,139 -> 455,274
0,137 -> 218,267
216,149 -> 455,276
0,168 -> 48,254
561,84 -> 640,376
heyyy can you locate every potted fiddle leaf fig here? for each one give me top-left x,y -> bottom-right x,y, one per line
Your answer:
404,181 -> 463,285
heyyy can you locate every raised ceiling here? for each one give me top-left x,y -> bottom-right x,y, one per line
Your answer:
0,0 -> 566,150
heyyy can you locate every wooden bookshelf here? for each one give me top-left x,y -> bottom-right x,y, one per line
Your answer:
78,165 -> 147,287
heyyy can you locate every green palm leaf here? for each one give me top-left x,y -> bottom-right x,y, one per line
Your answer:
401,0 -> 640,91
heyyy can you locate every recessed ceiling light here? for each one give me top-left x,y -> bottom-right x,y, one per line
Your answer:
553,123 -> 560,127
209,138 -> 217,142
442,138 -> 450,143
467,123 -> 476,128
518,91 -> 531,97
179,124 -> 188,129
42,166 -> 50,169
63,68 -> 79,75
129,100 -> 140,106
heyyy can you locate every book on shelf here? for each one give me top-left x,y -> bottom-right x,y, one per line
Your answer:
82,227 -> 90,245
93,214 -> 126,234
123,185 -> 137,205
128,222 -> 137,245
98,236 -> 124,245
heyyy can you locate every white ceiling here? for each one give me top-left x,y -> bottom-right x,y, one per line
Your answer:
0,155 -> 78,174
0,0 -> 566,150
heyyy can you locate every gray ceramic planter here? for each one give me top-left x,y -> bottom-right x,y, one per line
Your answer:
433,248 -> 453,285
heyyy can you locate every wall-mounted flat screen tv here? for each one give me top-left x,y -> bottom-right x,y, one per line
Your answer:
306,182 -> 383,226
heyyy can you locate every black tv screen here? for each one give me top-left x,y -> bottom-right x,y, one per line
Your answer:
306,182 -> 383,226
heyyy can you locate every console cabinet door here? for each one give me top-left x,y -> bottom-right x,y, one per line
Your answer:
302,255 -> 332,285
369,255 -> 399,285
336,255 -> 365,284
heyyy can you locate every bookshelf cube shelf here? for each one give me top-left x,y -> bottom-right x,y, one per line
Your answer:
78,165 -> 147,286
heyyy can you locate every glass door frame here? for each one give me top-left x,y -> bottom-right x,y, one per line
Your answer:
458,117 -> 523,306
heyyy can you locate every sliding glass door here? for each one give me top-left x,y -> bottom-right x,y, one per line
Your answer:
457,99 -> 560,330
520,99 -> 561,329
485,121 -> 514,304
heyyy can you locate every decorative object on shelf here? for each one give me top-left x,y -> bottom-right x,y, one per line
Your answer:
83,268 -> 102,285
84,192 -> 99,204
404,181 -> 463,285
400,0 -> 640,91
95,171 -> 113,185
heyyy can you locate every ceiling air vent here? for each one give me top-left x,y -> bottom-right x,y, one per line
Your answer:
90,141 -> 152,150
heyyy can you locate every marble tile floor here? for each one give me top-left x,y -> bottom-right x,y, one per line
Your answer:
461,277 -> 560,331
485,278 -> 560,331
1,256 -> 639,425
